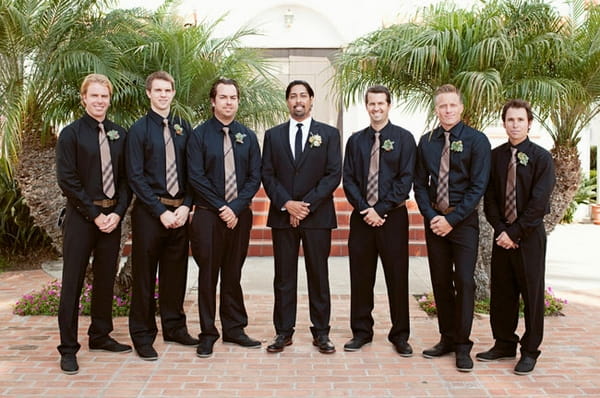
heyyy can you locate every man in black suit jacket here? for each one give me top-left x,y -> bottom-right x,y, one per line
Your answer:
187,78 -> 262,358
478,99 -> 555,376
342,85 -> 416,356
262,80 -> 342,354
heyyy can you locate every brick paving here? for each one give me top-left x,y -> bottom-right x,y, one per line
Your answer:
1,267 -> 599,397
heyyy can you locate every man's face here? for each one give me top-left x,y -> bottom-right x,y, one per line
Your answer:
82,82 -> 110,121
211,83 -> 239,122
146,78 -> 175,114
286,84 -> 313,121
366,92 -> 390,126
503,107 -> 531,146
434,92 -> 464,130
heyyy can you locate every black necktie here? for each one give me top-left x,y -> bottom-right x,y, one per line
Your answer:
294,123 -> 303,160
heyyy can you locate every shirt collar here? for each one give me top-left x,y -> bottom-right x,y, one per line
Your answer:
148,108 -> 170,126
438,121 -> 464,139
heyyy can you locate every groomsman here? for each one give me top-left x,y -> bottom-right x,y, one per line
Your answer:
342,85 -> 416,355
262,80 -> 342,354
126,71 -> 198,361
413,84 -> 491,372
478,99 -> 555,375
56,73 -> 132,374
187,78 -> 262,358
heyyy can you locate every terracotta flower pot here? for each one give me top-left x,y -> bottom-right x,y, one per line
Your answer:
591,204 -> 600,225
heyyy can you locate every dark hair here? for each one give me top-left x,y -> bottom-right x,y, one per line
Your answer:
365,85 -> 391,104
209,78 -> 240,100
501,99 -> 534,122
433,84 -> 462,105
145,71 -> 175,91
285,80 -> 314,99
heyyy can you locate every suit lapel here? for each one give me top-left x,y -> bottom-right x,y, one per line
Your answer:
295,120 -> 317,169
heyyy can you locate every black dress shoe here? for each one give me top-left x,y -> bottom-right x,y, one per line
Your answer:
514,356 -> 537,375
266,335 -> 292,353
392,340 -> 413,357
89,337 -> 132,353
476,346 -> 516,362
60,354 -> 79,375
196,339 -> 216,358
223,334 -> 261,348
164,331 -> 200,346
135,345 -> 158,361
343,337 -> 373,352
312,335 -> 335,354
456,352 -> 474,372
422,341 -> 454,358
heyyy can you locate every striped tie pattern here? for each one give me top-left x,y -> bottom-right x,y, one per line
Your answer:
98,123 -> 115,198
505,147 -> 518,224
223,127 -> 237,202
436,131 -> 451,212
163,119 -> 179,197
366,131 -> 380,206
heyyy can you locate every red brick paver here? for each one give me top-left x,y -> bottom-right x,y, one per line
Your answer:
1,269 -> 599,397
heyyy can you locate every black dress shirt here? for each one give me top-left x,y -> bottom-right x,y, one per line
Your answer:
414,121 -> 491,226
126,109 -> 192,218
56,112 -> 131,221
343,122 -> 416,216
484,138 -> 555,242
187,117 -> 261,216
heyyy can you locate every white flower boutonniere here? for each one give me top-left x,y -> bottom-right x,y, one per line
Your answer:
174,124 -> 184,135
234,132 -> 246,144
308,133 -> 322,148
106,130 -> 120,141
382,139 -> 394,152
450,140 -> 463,152
517,152 -> 529,166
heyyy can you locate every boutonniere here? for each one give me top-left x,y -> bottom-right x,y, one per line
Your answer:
450,140 -> 463,152
517,152 -> 529,166
234,132 -> 246,144
381,139 -> 394,152
308,132 -> 322,148
174,124 -> 184,135
106,130 -> 120,141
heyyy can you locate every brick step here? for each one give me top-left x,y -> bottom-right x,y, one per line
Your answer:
249,226 -> 426,241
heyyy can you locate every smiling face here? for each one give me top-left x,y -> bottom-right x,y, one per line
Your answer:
286,84 -> 313,121
146,78 -> 175,117
211,83 -> 239,124
366,92 -> 390,128
434,92 -> 464,131
81,82 -> 110,121
503,107 -> 531,146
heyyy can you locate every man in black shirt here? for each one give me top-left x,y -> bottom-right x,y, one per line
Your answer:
187,78 -> 262,358
478,99 -> 555,375
342,85 -> 416,355
56,73 -> 132,375
126,71 -> 198,361
414,84 -> 491,372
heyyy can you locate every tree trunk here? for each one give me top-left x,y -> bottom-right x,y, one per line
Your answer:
544,146 -> 580,234
475,202 -> 493,301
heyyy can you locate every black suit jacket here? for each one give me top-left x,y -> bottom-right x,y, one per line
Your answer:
187,117 -> 261,216
262,119 -> 342,229
484,138 -> 555,242
343,122 -> 416,217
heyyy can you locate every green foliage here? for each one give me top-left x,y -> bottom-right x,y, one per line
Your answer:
417,287 -> 567,317
561,173 -> 597,223
12,278 -> 156,317
0,160 -> 54,255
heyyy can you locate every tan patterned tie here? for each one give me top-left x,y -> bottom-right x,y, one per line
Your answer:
163,119 -> 179,197
223,127 -> 237,202
366,131 -> 380,206
98,123 -> 115,198
436,131 -> 451,212
505,147 -> 518,224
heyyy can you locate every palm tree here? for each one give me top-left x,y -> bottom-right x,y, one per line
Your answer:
333,0 -> 581,299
